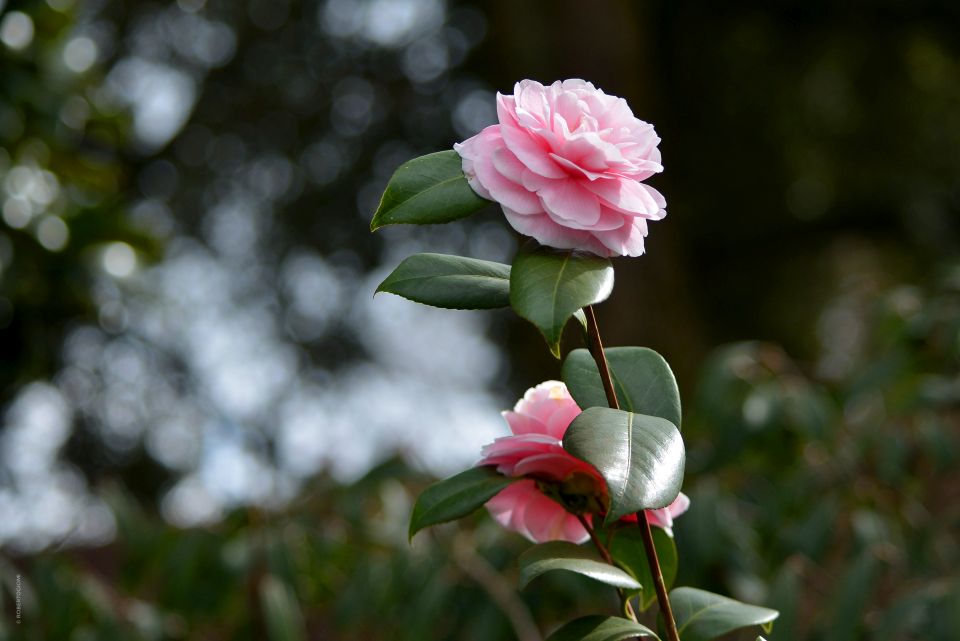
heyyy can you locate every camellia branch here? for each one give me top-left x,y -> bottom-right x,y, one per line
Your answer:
584,305 -> 682,641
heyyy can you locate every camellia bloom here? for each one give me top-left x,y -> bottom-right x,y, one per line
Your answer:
480,381 -> 689,543
454,79 -> 666,257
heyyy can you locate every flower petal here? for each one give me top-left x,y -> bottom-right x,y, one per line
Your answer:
487,481 -> 588,543
584,177 -> 664,217
537,180 -> 602,228
502,208 -> 613,257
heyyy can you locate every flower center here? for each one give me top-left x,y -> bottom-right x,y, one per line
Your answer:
538,471 -> 607,515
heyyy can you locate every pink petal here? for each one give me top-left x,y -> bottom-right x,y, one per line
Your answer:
514,80 -> 551,128
463,128 -> 543,215
453,130 -> 494,201
584,177 -> 663,217
621,492 -> 691,536
503,208 -> 613,257
479,434 -> 560,474
544,402 -> 583,440
500,121 -> 567,179
556,130 -> 626,172
512,452 -> 587,481
502,410 -> 551,436
550,153 -> 607,181
592,218 -> 648,257
487,481 -> 588,544
537,180 -> 602,228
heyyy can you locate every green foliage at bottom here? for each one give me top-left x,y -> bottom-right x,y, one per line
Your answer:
545,615 -> 659,641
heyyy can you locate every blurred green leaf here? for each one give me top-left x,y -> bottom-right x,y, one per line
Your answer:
409,466 -> 516,539
259,575 -> 307,641
545,615 -> 659,641
518,541 -> 642,590
828,551 -> 879,641
563,407 -> 684,522
563,347 -> 682,428
670,587 -> 778,641
509,242 -> 613,358
610,527 -> 678,610
370,151 -> 489,230
376,253 -> 510,309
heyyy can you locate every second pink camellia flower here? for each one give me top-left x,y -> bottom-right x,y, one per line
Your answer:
454,79 -> 666,258
479,381 -> 689,544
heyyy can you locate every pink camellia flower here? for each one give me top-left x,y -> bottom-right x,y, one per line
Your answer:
454,79 -> 666,258
479,381 -> 689,543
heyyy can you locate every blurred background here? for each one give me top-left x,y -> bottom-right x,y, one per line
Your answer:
0,0 -> 958,639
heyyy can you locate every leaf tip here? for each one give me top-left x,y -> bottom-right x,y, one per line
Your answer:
407,518 -> 422,543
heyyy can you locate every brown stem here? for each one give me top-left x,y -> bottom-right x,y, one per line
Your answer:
583,305 -> 681,641
637,515 -> 680,641
584,306 -> 620,410
576,514 -> 637,622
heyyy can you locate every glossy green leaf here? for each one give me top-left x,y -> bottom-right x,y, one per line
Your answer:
409,466 -> 516,539
518,541 -> 642,590
563,407 -> 685,522
376,253 -> 511,309
370,150 -> 489,230
259,575 -> 306,641
545,615 -> 659,641
563,347 -> 682,428
610,527 -> 678,610
509,242 -> 614,358
670,587 -> 779,641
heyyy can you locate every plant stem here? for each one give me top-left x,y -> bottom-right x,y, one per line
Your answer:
575,514 -> 637,623
583,305 -> 681,641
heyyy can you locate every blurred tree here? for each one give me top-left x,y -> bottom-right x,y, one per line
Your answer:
0,0 -> 153,400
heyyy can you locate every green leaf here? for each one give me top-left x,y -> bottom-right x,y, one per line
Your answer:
563,347 -> 682,428
259,575 -> 306,641
370,150 -> 490,230
828,551 -> 879,641
509,242 -> 614,358
409,466 -> 517,539
376,253 -> 511,310
518,541 -> 642,590
670,587 -> 779,641
546,615 -> 659,641
610,527 -> 678,611
563,407 -> 685,522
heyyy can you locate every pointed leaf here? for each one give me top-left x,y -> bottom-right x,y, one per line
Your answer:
610,527 -> 678,611
409,466 -> 516,539
518,541 -> 642,590
510,242 -> 614,358
371,150 -> 489,230
376,253 -> 511,309
546,616 -> 659,641
670,587 -> 779,641
563,407 -> 684,522
563,347 -> 682,428
259,575 -> 306,641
